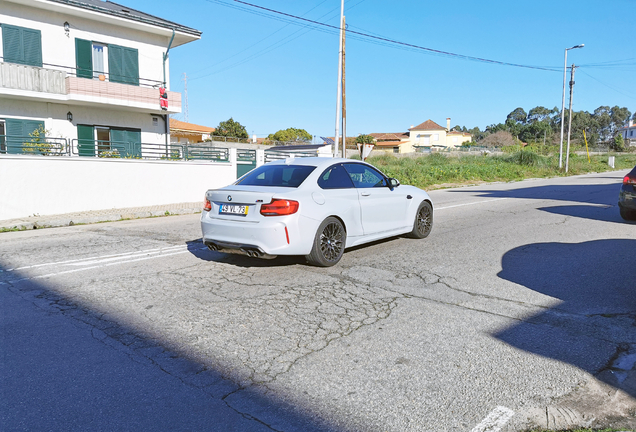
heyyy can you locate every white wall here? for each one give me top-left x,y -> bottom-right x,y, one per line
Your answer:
0,152 -> 238,220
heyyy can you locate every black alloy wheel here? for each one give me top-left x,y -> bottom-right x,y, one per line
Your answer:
306,217 -> 346,266
408,201 -> 433,239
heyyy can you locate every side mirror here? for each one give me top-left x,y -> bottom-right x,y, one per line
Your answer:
388,178 -> 400,190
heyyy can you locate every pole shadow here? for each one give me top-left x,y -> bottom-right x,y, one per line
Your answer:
0,262 -> 343,431
451,182 -> 629,223
494,239 -> 636,396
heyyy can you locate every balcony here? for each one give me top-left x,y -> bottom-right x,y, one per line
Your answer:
0,62 -> 66,97
0,62 -> 181,114
66,77 -> 181,114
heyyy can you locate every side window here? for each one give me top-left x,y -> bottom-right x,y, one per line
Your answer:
2,24 -> 42,67
343,163 -> 388,188
318,164 -> 355,189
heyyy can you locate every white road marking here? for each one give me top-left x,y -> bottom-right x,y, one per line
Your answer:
0,245 -> 187,272
0,245 -> 208,284
470,406 -> 515,432
435,198 -> 507,211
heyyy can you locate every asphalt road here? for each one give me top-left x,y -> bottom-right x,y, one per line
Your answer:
1,170 -> 635,431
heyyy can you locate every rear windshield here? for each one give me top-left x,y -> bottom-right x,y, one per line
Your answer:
236,164 -> 316,187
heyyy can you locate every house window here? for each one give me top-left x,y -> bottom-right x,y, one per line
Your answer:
1,24 -> 42,67
631,130 -> 634,137
433,134 -> 439,141
92,43 -> 107,79
393,147 -> 399,153
75,39 -> 138,85
152,117 -> 159,127
452,137 -> 458,143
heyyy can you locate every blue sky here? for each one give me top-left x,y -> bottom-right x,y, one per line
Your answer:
129,0 -> 634,138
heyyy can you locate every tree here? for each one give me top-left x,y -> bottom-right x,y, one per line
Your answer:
609,106 -> 632,138
480,130 -> 516,148
593,106 -> 612,142
612,134 -> 625,152
527,106 -> 554,124
506,107 -> 528,125
212,118 -> 248,139
355,134 -> 375,144
267,128 -> 312,143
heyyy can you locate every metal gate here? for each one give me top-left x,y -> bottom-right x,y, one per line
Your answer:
236,149 -> 256,178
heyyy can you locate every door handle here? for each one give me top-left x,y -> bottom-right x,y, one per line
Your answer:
361,192 -> 371,196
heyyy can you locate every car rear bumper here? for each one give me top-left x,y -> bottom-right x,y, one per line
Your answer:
619,185 -> 636,210
200,211 -> 317,256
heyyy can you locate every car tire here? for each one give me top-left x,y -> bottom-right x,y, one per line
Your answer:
306,217 -> 346,267
407,201 -> 433,239
619,207 -> 636,221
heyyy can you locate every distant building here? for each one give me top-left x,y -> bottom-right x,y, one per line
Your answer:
371,118 -> 472,154
170,119 -> 215,144
619,119 -> 636,147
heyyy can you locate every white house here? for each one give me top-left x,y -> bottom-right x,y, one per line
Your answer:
619,119 -> 636,147
0,0 -> 200,157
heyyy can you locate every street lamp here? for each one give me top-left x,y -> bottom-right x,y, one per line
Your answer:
559,44 -> 584,169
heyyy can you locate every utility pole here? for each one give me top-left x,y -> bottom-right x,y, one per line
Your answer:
183,72 -> 189,123
565,64 -> 577,173
559,44 -> 584,169
333,0 -> 345,158
341,15 -> 346,158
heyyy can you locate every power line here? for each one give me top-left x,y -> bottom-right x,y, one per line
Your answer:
578,70 -> 636,101
229,0 -> 562,72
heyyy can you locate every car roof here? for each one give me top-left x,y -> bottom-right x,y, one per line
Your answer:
266,157 -> 363,169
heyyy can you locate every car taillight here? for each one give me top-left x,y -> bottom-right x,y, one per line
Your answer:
203,198 -> 212,211
624,175 -> 636,185
260,199 -> 299,216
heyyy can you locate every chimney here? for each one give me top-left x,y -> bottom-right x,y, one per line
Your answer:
446,118 -> 451,131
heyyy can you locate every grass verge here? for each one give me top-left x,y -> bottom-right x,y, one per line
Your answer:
364,152 -> 636,190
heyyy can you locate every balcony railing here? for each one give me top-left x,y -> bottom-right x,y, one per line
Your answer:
0,62 -> 66,94
0,60 -> 181,113
0,135 -> 229,162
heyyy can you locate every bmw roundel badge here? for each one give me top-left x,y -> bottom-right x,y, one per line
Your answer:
227,195 -> 232,201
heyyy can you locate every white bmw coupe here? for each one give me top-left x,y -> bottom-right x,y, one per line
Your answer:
201,157 -> 433,266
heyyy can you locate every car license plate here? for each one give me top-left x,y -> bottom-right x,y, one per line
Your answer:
219,204 -> 248,216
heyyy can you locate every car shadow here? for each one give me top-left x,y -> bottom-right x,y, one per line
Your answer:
494,239 -> 636,397
186,239 -> 307,267
0,261 -> 342,431
186,235 -> 411,268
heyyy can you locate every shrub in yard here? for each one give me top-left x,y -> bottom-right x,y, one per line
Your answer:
505,150 -> 548,167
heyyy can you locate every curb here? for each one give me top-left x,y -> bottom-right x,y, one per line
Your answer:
0,203 -> 202,232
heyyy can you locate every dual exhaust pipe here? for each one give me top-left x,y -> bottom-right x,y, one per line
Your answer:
206,242 -> 266,259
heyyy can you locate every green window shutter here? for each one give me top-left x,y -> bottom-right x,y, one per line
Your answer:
75,38 -> 93,78
108,45 -> 124,84
22,28 -> 42,67
110,128 -> 141,158
2,25 -> 22,65
122,47 -> 139,86
108,44 -> 138,86
5,118 -> 25,154
1,25 -> 42,67
126,129 -> 141,157
5,119 -> 44,154
77,125 -> 95,157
